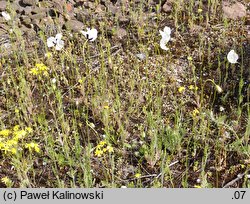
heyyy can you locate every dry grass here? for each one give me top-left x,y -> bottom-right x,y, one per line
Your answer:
0,0 -> 249,187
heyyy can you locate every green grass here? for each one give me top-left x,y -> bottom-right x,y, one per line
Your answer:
0,0 -> 249,188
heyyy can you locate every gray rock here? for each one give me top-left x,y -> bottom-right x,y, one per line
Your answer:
222,1 -> 246,20
22,0 -> 37,6
29,13 -> 46,20
162,1 -> 172,13
20,15 -> 32,27
0,1 -> 7,11
23,6 -> 32,15
136,53 -> 146,61
115,28 -> 127,39
64,19 -> 84,31
75,10 -> 89,22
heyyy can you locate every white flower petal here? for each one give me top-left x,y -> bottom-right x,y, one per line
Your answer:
159,30 -> 165,38
89,29 -> 98,42
162,34 -> 171,43
163,26 -> 171,35
81,28 -> 98,41
55,40 -> 64,50
55,33 -> 63,41
80,30 -> 87,37
88,29 -> 98,41
160,39 -> 169,51
159,26 -> 171,49
47,37 -> 56,47
2,11 -> 11,21
227,50 -> 238,64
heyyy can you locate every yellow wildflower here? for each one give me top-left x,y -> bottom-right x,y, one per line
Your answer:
30,68 -> 39,75
194,185 -> 202,188
1,176 -> 13,187
192,109 -> 200,117
78,79 -> 83,84
107,145 -> 114,153
94,141 -> 114,157
189,85 -> 194,90
13,129 -> 27,139
95,149 -> 103,157
45,52 -> 52,58
13,125 -> 20,132
10,148 -> 17,154
30,63 -> 48,76
6,139 -> 17,146
198,8 -> 203,13
103,101 -> 109,109
178,86 -> 185,93
189,85 -> 199,91
0,144 -> 10,154
25,127 -> 33,133
0,129 -> 11,137
36,63 -> 47,70
99,141 -> 106,147
25,142 -> 40,153
135,173 -> 141,178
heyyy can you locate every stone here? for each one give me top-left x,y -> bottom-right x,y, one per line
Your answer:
51,0 -> 65,14
115,28 -> 127,39
21,0 -> 37,6
84,1 -> 95,9
75,10 -> 89,22
0,1 -> 7,11
222,1 -> 247,20
64,19 -> 84,31
162,1 -> 172,13
29,13 -> 47,20
20,15 -> 32,28
23,6 -> 32,15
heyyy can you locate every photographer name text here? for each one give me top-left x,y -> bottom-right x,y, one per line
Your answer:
19,190 -> 103,200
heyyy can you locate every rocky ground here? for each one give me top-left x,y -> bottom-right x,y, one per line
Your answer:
0,0 -> 249,54
1,0 -> 249,107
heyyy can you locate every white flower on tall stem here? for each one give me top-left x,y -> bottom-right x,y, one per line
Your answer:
159,26 -> 171,51
227,50 -> 238,64
1,11 -> 11,21
47,33 -> 64,51
80,28 -> 98,42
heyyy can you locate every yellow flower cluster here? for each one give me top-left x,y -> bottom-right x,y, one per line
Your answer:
0,125 -> 39,155
135,173 -> 141,178
178,86 -> 185,93
94,140 -> 114,157
188,85 -> 198,91
25,142 -> 40,153
192,108 -> 200,117
30,63 -> 49,76
178,84 -> 198,94
1,176 -> 13,187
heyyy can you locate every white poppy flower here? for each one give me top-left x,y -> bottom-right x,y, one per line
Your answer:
227,50 -> 238,64
160,38 -> 169,51
160,26 -> 171,42
159,26 -> 171,51
47,33 -> 64,50
1,11 -> 11,21
47,37 -> 56,48
80,28 -> 98,42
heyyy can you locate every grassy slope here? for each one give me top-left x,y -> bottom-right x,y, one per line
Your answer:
0,0 -> 249,187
